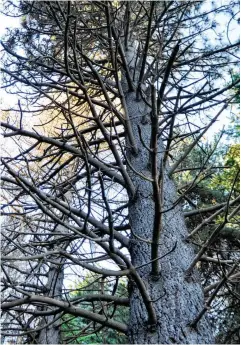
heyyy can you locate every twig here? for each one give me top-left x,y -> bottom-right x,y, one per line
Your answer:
190,263 -> 238,327
150,84 -> 162,277
98,172 -> 115,253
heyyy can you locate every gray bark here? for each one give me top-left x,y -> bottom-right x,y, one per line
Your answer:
124,47 -> 214,344
38,193 -> 72,344
38,260 -> 64,344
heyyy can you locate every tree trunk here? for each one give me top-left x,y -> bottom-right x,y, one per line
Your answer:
124,47 -> 214,344
38,258 -> 64,344
38,193 -> 72,344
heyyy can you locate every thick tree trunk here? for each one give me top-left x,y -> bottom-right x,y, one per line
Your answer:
124,48 -> 214,344
126,92 -> 214,344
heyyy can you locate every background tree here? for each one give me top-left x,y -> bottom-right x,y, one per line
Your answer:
61,274 -> 128,344
1,1 -> 239,344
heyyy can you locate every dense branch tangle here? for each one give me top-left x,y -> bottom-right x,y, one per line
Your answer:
1,1 -> 239,344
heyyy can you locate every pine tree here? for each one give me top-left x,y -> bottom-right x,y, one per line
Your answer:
1,1 -> 239,344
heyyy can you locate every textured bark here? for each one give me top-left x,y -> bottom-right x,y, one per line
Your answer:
38,261 -> 64,344
38,194 -> 72,344
124,47 -> 214,344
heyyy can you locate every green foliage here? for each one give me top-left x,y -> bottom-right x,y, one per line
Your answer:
210,143 -> 240,198
61,274 -> 128,344
177,124 -> 239,344
231,73 -> 240,105
224,72 -> 240,139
